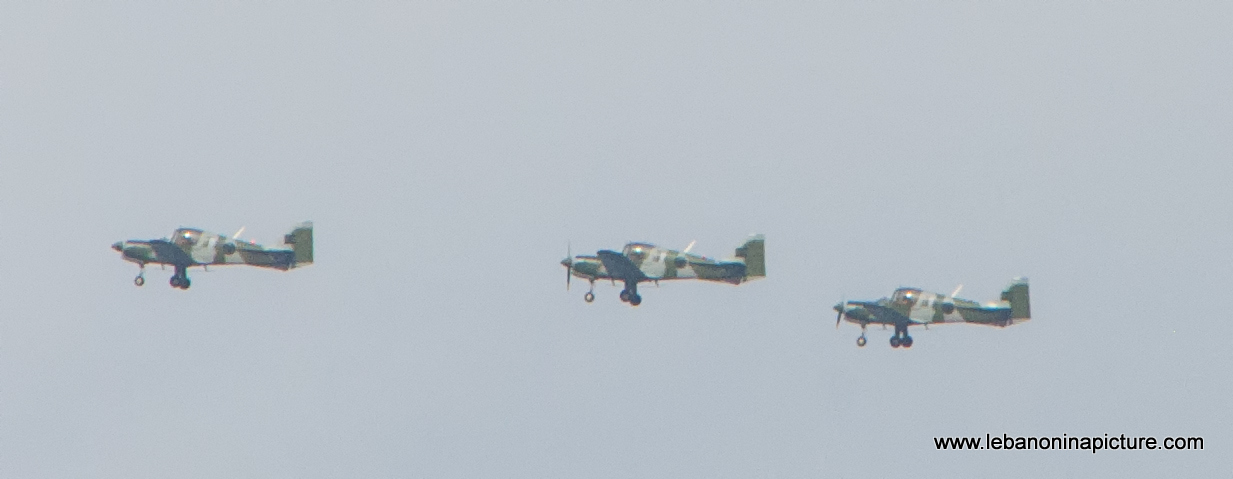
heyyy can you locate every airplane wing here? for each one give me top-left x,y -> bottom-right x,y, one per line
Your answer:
147,239 -> 194,265
596,250 -> 649,282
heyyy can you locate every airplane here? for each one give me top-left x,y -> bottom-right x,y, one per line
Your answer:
834,278 -> 1030,348
560,234 -> 765,306
111,222 -> 313,289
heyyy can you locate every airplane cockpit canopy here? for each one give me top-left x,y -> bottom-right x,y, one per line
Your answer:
892,288 -> 922,304
173,228 -> 203,247
623,242 -> 655,262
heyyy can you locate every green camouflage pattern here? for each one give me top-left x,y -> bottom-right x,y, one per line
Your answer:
560,234 -> 765,306
112,221 -> 313,289
834,278 -> 1030,348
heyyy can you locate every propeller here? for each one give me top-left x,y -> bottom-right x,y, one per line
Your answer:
835,297 -> 847,329
683,240 -> 697,254
232,226 -> 246,240
564,242 -> 572,291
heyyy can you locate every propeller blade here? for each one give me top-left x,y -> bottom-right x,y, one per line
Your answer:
949,284 -> 963,299
565,242 -> 572,291
835,298 -> 846,329
683,240 -> 696,254
232,226 -> 246,240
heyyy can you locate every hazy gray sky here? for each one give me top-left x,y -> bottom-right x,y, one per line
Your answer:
3,2 -> 1231,477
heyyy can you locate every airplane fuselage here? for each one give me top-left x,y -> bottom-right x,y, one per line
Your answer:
113,222 -> 313,289
835,279 -> 1030,348
112,228 -> 296,270
561,235 -> 766,306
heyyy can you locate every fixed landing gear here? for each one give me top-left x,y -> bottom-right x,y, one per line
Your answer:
170,275 -> 191,289
890,323 -> 913,348
856,336 -> 867,347
133,264 -> 146,287
169,266 -> 191,290
583,280 -> 595,303
618,282 -> 642,306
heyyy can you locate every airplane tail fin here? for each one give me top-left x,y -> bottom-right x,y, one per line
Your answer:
734,234 -> 765,280
284,221 -> 313,267
1001,277 -> 1030,322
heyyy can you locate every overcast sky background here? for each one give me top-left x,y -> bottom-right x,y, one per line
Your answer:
3,2 -> 1231,477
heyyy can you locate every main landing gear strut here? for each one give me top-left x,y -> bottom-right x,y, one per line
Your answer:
856,323 -> 867,347
583,280 -> 595,303
168,265 -> 191,290
889,323 -> 913,348
133,263 -> 146,286
618,281 -> 642,306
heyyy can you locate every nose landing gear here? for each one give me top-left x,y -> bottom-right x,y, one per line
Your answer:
583,280 -> 595,303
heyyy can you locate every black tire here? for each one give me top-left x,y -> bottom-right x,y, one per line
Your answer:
182,278 -> 191,289
856,336 -> 867,347
902,336 -> 913,348
630,294 -> 642,306
619,290 -> 630,302
584,292 -> 595,303
170,276 -> 181,288
134,276 -> 145,287
889,336 -> 901,348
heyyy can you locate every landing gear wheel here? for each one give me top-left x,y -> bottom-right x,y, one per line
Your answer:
902,336 -> 913,348
181,278 -> 190,289
584,292 -> 595,303
856,336 -> 867,347
619,290 -> 631,302
629,294 -> 642,306
170,276 -> 182,288
134,276 -> 145,287
889,336 -> 901,348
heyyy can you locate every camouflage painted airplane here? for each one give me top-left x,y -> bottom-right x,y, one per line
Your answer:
111,222 -> 313,289
560,234 -> 765,306
834,278 -> 1030,348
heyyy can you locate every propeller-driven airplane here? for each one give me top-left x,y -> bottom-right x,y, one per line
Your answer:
560,234 -> 765,306
112,222 -> 313,289
834,278 -> 1030,348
